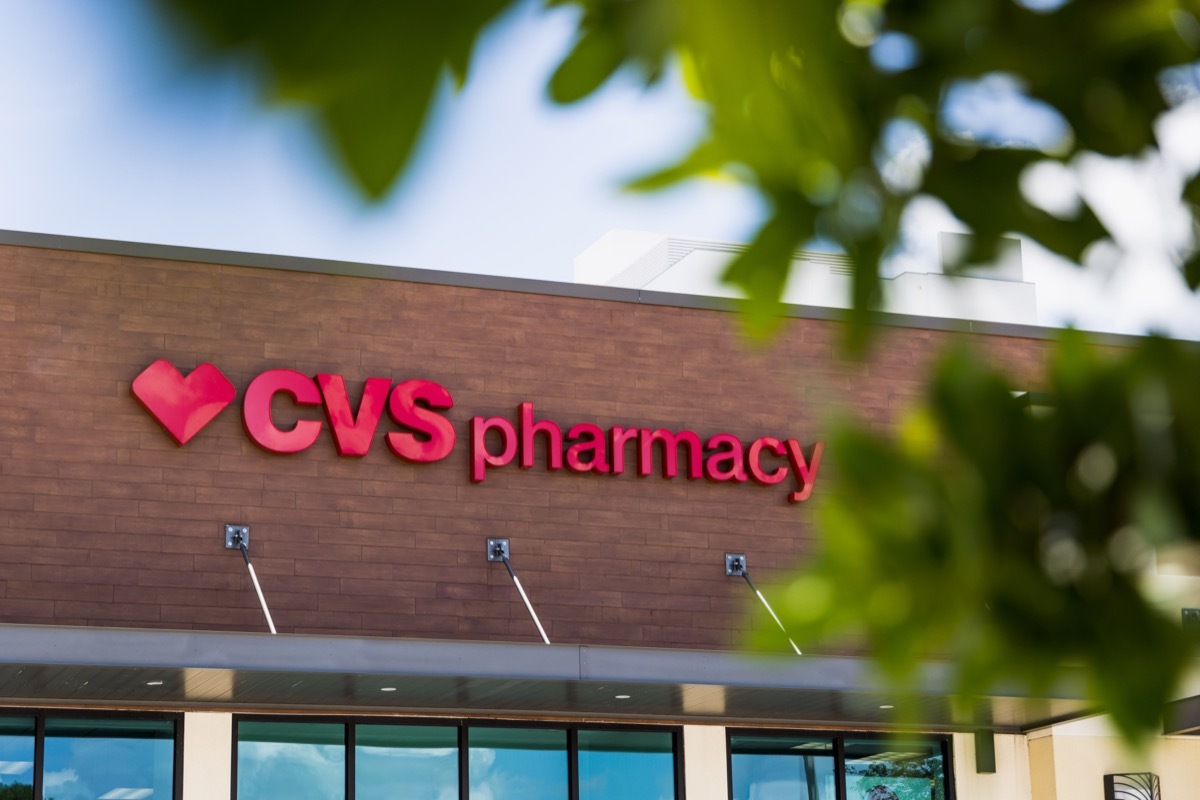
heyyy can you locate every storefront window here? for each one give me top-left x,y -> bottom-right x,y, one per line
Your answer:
238,721 -> 345,800
0,717 -> 35,798
355,725 -> 457,800
235,719 -> 677,800
843,739 -> 946,800
468,727 -> 567,800
730,733 -> 949,800
42,717 -> 176,800
730,734 -> 836,800
577,729 -> 675,800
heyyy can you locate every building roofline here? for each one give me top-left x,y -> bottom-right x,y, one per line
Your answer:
0,228 -> 1154,348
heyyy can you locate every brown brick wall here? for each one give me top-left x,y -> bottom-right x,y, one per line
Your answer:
0,243 -> 1058,650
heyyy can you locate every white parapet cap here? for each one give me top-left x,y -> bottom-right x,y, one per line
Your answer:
573,230 -> 1037,327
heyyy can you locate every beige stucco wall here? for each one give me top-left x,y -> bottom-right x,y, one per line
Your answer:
952,732 -> 1033,800
1029,715 -> 1200,800
182,711 -> 233,800
683,724 -> 729,800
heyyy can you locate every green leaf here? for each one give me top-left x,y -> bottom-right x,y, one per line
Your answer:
623,141 -> 724,192
1186,251 -> 1200,291
720,194 -> 814,337
548,29 -> 625,104
159,0 -> 512,198
1186,171 -> 1200,206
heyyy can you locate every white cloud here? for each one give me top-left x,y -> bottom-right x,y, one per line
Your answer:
43,768 -> 80,789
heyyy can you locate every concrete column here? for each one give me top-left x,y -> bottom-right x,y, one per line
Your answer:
683,724 -> 728,800
1027,732 -> 1057,800
952,732 -> 1033,800
182,711 -> 233,800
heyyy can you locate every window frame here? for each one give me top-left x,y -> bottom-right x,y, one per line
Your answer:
0,708 -> 183,800
725,728 -> 956,800
231,714 -> 685,800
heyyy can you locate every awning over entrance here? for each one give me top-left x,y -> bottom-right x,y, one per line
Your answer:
0,624 -> 1094,732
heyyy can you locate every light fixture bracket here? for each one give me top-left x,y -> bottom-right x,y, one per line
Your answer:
225,524 -> 249,549
487,538 -> 510,562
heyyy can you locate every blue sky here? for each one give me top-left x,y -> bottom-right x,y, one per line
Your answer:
0,0 -> 761,279
2,0 -> 1199,338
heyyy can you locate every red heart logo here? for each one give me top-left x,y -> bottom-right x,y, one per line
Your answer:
132,360 -> 236,445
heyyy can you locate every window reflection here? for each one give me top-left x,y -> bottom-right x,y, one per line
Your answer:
577,730 -> 674,800
0,717 -> 34,799
730,735 -> 836,800
843,739 -> 945,800
355,725 -> 457,800
238,721 -> 345,800
468,727 -> 567,800
233,720 -> 679,800
43,718 -> 175,800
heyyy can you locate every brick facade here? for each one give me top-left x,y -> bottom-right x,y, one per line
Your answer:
0,242 -> 1056,650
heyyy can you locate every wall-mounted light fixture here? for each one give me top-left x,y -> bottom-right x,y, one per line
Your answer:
488,538 -> 550,645
725,553 -> 801,655
1104,773 -> 1161,800
225,524 -> 277,635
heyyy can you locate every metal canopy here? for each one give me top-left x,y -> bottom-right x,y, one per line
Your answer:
0,624 -> 1094,731
0,624 -> 1096,732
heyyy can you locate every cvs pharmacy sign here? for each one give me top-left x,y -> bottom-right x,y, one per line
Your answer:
132,360 -> 823,504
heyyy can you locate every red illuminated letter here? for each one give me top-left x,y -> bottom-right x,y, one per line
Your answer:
317,374 -> 390,456
519,402 -> 562,470
387,380 -> 456,463
565,423 -> 610,473
785,439 -> 824,502
639,429 -> 703,479
746,437 -> 788,485
470,416 -> 517,482
704,434 -> 748,482
609,427 -> 639,475
243,369 -> 323,453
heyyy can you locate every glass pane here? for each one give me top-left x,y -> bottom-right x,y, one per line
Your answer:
43,717 -> 175,800
730,735 -> 836,800
355,725 -> 458,800
468,727 -> 566,800
843,739 -> 946,800
578,730 -> 675,800
0,717 -> 35,797
238,721 -> 344,800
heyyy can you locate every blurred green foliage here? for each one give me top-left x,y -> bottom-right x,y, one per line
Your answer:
156,0 -> 1200,743
777,333 -> 1200,742
160,0 -> 511,197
